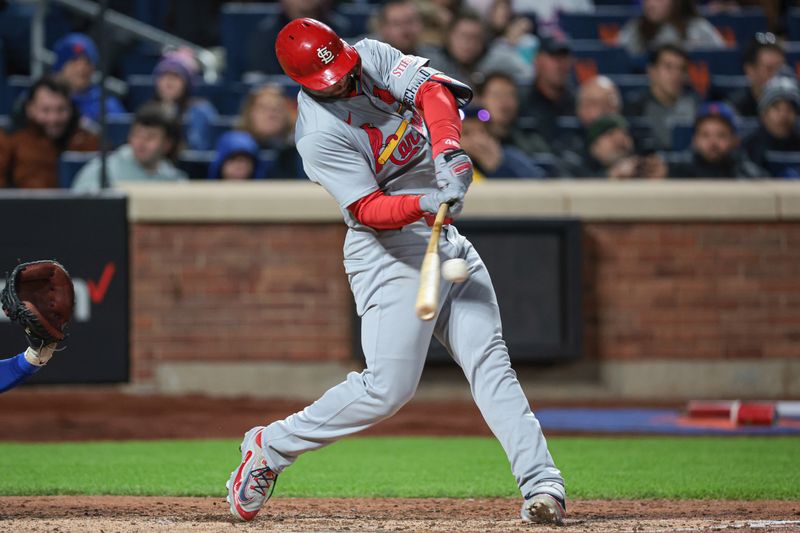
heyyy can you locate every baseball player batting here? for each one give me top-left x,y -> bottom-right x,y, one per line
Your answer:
226,18 -> 566,525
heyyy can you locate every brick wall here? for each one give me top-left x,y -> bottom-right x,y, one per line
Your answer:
130,221 -> 800,384
130,224 -> 351,382
582,223 -> 800,361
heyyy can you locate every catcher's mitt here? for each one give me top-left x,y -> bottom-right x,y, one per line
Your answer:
1,260 -> 75,347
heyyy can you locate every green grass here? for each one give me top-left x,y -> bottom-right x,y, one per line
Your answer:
0,437 -> 797,499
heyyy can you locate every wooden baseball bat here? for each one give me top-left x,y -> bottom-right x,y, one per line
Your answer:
415,202 -> 449,320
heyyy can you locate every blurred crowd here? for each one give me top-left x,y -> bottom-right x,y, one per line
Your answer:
1,0 -> 799,190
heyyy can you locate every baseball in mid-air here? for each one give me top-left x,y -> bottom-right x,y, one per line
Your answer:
442,258 -> 469,283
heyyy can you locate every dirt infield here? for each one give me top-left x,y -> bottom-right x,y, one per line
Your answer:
1,496 -> 799,533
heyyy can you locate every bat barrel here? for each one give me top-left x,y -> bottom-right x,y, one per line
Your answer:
415,203 -> 449,321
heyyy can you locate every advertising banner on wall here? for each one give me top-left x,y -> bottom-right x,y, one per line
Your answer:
353,219 -> 583,363
0,192 -> 128,384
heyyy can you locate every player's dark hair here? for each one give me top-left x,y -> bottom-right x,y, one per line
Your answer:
742,32 -> 784,67
133,101 -> 183,160
477,71 -> 517,97
647,43 -> 689,66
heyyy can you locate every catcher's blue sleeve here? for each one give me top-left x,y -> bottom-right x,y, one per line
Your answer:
0,352 -> 40,393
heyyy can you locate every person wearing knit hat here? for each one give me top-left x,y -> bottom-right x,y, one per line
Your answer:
560,114 -> 666,179
669,102 -> 766,179
742,75 -> 800,177
51,33 -> 126,125
208,131 -> 267,181
151,49 -> 218,151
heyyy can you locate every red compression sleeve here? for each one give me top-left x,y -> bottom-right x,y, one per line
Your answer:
347,190 -> 425,230
415,81 -> 462,157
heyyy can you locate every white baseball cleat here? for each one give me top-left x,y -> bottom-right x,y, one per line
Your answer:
521,493 -> 566,525
226,426 -> 278,522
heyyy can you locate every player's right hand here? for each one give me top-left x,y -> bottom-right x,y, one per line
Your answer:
434,149 -> 473,192
419,185 -> 464,216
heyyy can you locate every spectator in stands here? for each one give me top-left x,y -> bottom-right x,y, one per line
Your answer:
518,32 -> 575,141
236,85 -> 301,178
617,0 -> 725,56
477,72 -> 549,154
367,0 -> 432,56
425,11 -> 532,86
416,0 -> 448,47
0,76 -> 98,188
727,33 -> 786,118
72,103 -> 186,191
430,0 -> 463,29
209,131 -> 266,181
460,112 -> 547,178
742,76 -> 800,175
485,0 -> 539,68
51,33 -> 126,125
560,114 -> 667,179
669,102 -> 766,178
558,75 -> 622,154
624,44 -> 698,150
245,0 -> 351,76
151,50 -> 218,151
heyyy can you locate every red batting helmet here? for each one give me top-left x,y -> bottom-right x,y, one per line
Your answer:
275,18 -> 359,91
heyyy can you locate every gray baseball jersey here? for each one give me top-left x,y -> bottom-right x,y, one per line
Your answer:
261,38 -> 566,505
295,38 -> 471,228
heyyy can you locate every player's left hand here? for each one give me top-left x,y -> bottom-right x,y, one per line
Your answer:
434,149 -> 473,193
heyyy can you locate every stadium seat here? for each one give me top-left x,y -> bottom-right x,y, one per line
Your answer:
789,9 -> 800,41
0,41 -> 6,115
220,3 -> 282,81
671,124 -> 694,151
607,74 -> 649,98
557,7 -> 637,42
337,3 -> 375,38
105,114 -> 134,148
784,43 -> 800,81
705,10 -> 769,46
125,74 -> 253,116
6,76 -> 31,112
528,152 -> 560,177
763,151 -> 800,179
689,49 -> 742,76
0,3 -> 71,77
59,151 -> 98,188
181,149 -> 286,180
177,150 -> 215,180
571,42 -> 633,79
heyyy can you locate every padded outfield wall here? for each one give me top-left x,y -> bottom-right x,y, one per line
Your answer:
123,181 -> 800,400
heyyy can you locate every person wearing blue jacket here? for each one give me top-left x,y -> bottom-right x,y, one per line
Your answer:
209,131 -> 267,180
52,33 -> 126,125
0,344 -> 55,394
151,51 -> 219,151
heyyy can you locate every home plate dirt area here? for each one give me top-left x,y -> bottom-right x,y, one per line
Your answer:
1,497 -> 799,533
